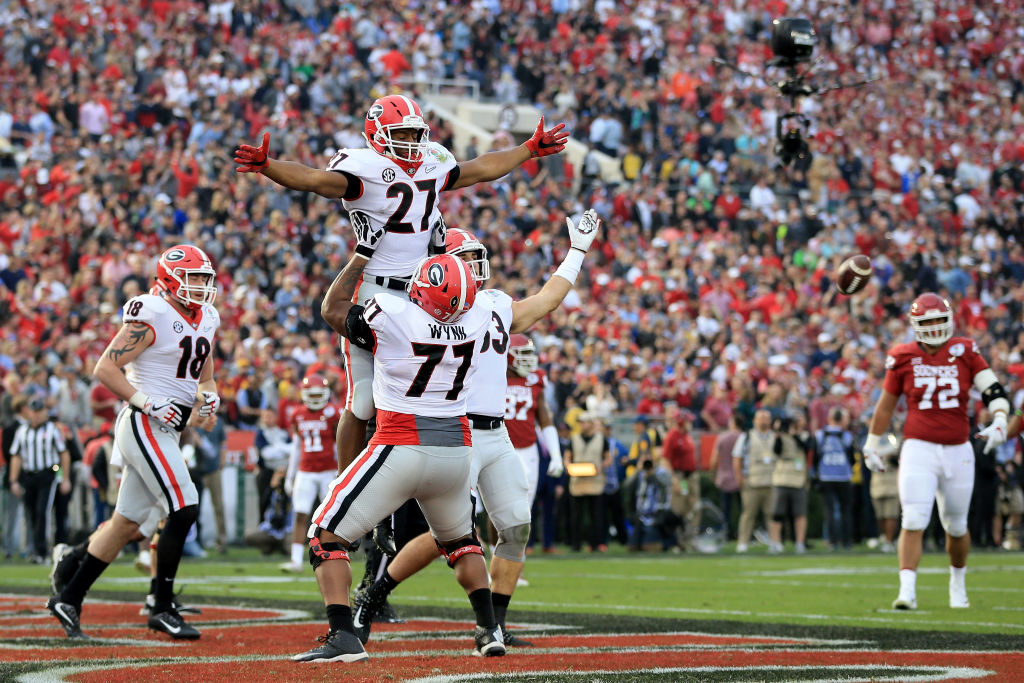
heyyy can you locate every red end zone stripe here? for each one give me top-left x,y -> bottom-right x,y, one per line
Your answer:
141,415 -> 184,508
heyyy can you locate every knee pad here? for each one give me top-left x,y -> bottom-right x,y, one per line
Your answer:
308,533 -> 351,571
493,523 -> 531,562
349,379 -> 375,420
901,502 -> 931,531
435,533 -> 484,568
943,514 -> 968,538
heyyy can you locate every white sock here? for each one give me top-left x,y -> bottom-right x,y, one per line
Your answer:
291,543 -> 305,567
950,565 -> 966,583
899,569 -> 916,595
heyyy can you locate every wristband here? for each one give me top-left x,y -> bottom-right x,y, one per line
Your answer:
864,433 -> 880,452
553,249 -> 585,285
129,391 -> 149,411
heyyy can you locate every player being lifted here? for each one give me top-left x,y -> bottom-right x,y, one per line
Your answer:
349,210 -> 600,648
862,293 -> 1010,610
234,95 -> 568,474
292,239 -> 498,663
280,374 -> 342,573
47,245 -> 221,640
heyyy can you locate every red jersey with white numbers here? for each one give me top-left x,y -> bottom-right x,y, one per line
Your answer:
504,370 -> 547,448
290,403 -> 341,472
882,337 -> 988,445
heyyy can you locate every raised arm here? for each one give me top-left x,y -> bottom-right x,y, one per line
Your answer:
510,209 -> 600,333
450,118 -> 568,190
234,132 -> 350,198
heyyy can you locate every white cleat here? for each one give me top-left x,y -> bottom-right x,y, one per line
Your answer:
279,561 -> 304,574
892,594 -> 917,610
949,581 -> 970,608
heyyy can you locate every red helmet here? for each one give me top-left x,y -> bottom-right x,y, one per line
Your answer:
909,292 -> 954,345
445,228 -> 490,284
363,95 -> 430,165
508,333 -> 538,377
408,254 -> 477,323
301,374 -> 331,410
155,245 -> 217,310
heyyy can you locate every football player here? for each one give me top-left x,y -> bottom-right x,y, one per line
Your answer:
294,250 -> 498,663
47,245 -> 221,640
234,95 -> 569,477
863,293 -> 1010,610
280,374 -> 341,573
348,211 -> 599,648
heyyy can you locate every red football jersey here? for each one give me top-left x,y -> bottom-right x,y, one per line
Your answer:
882,337 -> 988,445
504,370 -> 547,448
290,403 -> 341,472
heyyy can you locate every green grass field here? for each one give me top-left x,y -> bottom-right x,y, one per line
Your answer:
4,543 -> 1023,636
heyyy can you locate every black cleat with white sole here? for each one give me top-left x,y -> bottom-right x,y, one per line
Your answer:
292,629 -> 369,663
140,592 -> 202,616
499,624 -> 534,647
148,609 -> 201,640
473,624 -> 506,657
46,596 -> 90,639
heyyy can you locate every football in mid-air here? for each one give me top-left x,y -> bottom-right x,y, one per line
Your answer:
835,255 -> 873,295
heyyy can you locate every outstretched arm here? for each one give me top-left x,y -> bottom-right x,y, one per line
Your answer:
235,132 -> 350,198
510,209 -> 600,333
451,118 -> 568,189
321,255 -> 370,335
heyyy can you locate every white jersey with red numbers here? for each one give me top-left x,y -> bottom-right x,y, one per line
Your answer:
505,369 -> 547,449
121,293 -> 220,406
346,292 -> 490,444
290,403 -> 341,473
326,142 -> 459,278
466,289 -> 514,418
883,336 -> 989,445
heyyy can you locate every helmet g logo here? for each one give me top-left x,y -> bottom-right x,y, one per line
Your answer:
366,104 -> 384,120
165,249 -> 186,262
427,263 -> 445,286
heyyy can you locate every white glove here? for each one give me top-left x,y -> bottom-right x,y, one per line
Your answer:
198,391 -> 220,418
863,450 -> 886,473
284,478 -> 294,497
566,208 -> 601,253
862,432 -> 886,472
130,391 -> 182,429
978,412 -> 1008,454
547,456 -> 564,478
351,209 -> 385,258
428,214 -> 447,255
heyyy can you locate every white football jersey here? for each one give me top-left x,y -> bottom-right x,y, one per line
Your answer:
327,142 -> 459,278
121,294 -> 220,405
362,293 -> 490,417
466,289 -> 514,418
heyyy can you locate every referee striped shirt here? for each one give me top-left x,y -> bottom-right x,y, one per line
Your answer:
10,421 -> 66,473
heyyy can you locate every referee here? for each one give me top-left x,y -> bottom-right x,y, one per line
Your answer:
8,397 -> 70,563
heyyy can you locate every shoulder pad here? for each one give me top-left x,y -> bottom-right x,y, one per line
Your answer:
326,147 -> 380,173
373,293 -> 409,316
480,288 -> 513,308
424,142 -> 456,164
123,294 -> 169,324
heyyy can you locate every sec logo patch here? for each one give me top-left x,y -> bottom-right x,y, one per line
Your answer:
382,168 -> 396,182
173,321 -> 184,333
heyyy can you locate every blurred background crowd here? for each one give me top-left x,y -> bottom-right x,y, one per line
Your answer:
0,0 -> 1022,561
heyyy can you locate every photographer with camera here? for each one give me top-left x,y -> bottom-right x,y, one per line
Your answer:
769,415 -> 811,554
624,450 -> 679,553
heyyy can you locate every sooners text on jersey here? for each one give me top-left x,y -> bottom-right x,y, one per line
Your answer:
290,403 -> 341,473
327,143 -> 459,278
883,336 -> 988,444
505,369 -> 547,448
122,294 -> 220,406
466,289 -> 513,418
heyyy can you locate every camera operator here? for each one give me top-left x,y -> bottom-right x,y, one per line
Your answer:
625,453 -> 679,552
769,415 -> 811,554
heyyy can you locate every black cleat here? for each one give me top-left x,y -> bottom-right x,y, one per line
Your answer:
140,591 -> 202,616
47,596 -> 90,639
373,600 -> 405,624
373,518 -> 396,558
148,609 -> 201,640
473,624 -> 506,657
49,544 -> 79,596
292,629 -> 368,663
500,624 -> 534,647
351,590 -> 379,645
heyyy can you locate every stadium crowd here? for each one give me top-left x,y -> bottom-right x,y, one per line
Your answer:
1,0 -> 1023,560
